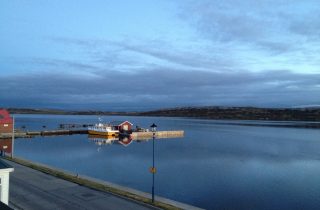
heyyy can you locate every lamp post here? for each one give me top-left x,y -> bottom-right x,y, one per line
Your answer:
11,116 -> 14,158
150,123 -> 157,203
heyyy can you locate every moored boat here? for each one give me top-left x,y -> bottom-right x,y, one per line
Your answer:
88,123 -> 119,137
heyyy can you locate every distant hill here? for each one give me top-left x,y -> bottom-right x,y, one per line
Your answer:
138,106 -> 320,121
5,106 -> 320,121
6,108 -> 133,116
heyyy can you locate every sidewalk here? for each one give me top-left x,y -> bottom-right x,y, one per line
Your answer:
5,160 -> 157,210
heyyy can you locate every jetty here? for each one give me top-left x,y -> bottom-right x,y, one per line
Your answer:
131,130 -> 184,139
0,130 -> 88,139
0,130 -> 184,139
0,113 -> 184,140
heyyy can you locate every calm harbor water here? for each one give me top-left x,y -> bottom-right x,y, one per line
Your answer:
13,114 -> 320,210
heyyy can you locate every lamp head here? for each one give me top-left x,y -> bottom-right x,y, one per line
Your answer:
150,123 -> 157,132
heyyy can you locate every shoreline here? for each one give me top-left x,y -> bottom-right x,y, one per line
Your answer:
4,156 -> 203,210
9,113 -> 320,130
6,107 -> 320,122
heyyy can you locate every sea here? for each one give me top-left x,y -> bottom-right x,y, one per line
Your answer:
11,114 -> 320,210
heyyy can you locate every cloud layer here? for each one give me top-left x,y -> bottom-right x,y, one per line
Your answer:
1,0 -> 320,110
1,63 -> 319,110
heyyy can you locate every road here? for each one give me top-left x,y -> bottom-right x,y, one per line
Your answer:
5,160 -> 157,210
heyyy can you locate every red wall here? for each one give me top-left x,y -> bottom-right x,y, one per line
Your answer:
0,124 -> 13,133
0,138 -> 12,154
120,121 -> 132,131
0,109 -> 13,133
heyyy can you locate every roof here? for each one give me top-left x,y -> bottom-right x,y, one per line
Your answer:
110,121 -> 133,126
0,158 -> 14,170
0,201 -> 14,210
0,109 -> 12,124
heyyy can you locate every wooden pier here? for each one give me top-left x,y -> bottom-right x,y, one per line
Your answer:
0,129 -> 88,139
0,130 -> 184,139
131,131 -> 184,139
39,130 -> 88,136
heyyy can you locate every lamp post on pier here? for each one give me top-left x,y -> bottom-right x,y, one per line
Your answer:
150,123 -> 157,203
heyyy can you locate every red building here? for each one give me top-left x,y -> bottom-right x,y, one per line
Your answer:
111,121 -> 133,132
0,109 -> 13,133
0,138 -> 12,155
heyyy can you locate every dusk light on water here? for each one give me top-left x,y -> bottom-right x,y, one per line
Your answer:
12,114 -> 320,210
1,1 -> 320,210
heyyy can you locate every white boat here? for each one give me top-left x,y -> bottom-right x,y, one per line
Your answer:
88,123 -> 119,137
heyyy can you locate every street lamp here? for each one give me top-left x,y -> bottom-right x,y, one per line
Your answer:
150,123 -> 157,203
11,116 -> 15,158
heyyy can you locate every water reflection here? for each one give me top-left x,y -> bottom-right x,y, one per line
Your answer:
88,134 -> 151,147
88,135 -> 116,145
13,114 -> 320,210
118,136 -> 133,146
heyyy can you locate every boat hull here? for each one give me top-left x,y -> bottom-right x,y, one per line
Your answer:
88,130 -> 119,137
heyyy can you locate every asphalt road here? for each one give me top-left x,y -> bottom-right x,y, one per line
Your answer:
5,160 -> 157,210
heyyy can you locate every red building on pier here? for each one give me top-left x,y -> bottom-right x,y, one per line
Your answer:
0,109 -> 13,133
111,121 -> 133,132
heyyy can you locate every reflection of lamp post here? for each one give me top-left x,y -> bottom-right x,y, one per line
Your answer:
150,123 -> 157,203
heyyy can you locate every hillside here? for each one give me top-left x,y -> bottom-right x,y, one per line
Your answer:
138,107 -> 320,121
6,108 -> 133,116
5,107 -> 320,121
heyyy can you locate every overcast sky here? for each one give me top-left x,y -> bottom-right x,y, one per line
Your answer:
1,0 -> 320,111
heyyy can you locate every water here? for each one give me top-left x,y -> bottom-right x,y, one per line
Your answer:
13,114 -> 320,210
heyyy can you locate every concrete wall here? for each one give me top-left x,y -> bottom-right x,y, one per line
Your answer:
0,168 -> 14,205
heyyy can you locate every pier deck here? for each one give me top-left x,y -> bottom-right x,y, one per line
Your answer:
0,130 -> 184,139
131,131 -> 184,139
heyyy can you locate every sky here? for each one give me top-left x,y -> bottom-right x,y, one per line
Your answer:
1,0 -> 320,111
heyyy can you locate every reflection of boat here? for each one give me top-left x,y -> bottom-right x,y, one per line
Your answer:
88,134 -> 117,145
88,123 -> 119,137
